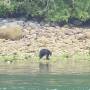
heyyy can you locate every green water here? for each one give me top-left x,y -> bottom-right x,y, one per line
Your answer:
0,73 -> 90,90
0,61 -> 90,90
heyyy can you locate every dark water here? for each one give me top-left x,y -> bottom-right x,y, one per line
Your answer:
0,60 -> 90,90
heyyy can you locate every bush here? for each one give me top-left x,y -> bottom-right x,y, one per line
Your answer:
1,0 -> 90,23
71,0 -> 90,21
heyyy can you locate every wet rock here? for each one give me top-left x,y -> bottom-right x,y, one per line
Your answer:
68,18 -> 82,26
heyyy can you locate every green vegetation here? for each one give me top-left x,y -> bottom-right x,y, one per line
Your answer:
0,51 -> 90,63
0,0 -> 90,22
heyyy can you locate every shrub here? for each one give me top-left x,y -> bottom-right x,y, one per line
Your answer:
1,0 -> 90,23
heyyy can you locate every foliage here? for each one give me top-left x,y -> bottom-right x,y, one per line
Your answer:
71,0 -> 90,21
0,0 -> 90,22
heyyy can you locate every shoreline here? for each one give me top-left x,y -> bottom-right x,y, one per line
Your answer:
0,18 -> 90,62
0,59 -> 90,75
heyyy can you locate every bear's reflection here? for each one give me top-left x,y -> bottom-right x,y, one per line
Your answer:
39,62 -> 49,73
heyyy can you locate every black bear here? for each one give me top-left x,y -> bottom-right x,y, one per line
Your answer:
39,49 -> 52,60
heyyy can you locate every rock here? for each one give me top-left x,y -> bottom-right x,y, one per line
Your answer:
85,31 -> 90,39
38,36 -> 49,43
63,39 -> 73,45
76,34 -> 87,40
68,18 -> 82,26
64,28 -> 82,35
0,19 -> 90,57
0,23 -> 23,40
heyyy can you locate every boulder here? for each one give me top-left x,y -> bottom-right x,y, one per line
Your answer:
85,31 -> 90,39
0,23 -> 23,40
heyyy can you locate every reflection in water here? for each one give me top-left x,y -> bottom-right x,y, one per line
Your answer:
0,60 -> 90,90
39,62 -> 49,73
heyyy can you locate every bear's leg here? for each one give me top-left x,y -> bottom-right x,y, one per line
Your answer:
46,55 -> 49,60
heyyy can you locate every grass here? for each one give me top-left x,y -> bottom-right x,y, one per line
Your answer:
72,52 -> 90,60
0,51 -> 90,63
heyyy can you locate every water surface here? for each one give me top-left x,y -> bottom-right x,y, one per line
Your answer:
0,60 -> 90,90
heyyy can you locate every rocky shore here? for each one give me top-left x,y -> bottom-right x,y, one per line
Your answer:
0,18 -> 90,61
